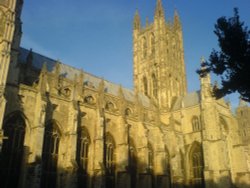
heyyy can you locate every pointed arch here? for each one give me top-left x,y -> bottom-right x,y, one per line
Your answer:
129,137 -> 137,188
164,146 -> 171,175
76,126 -> 90,187
1,112 -> 26,188
148,143 -> 154,173
105,132 -> 116,188
189,142 -> 204,188
125,108 -> 132,117
156,145 -> 172,187
41,120 -> 61,188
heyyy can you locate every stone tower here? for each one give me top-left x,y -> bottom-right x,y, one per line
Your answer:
133,0 -> 187,110
0,0 -> 23,144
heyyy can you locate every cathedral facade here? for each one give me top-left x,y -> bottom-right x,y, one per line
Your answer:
0,0 -> 250,188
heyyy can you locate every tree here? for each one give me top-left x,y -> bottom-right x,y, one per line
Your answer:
197,8 -> 250,102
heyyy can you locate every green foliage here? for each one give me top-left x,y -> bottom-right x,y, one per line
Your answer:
198,8 -> 250,102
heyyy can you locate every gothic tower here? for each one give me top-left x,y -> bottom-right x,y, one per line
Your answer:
0,0 -> 23,143
133,0 -> 187,110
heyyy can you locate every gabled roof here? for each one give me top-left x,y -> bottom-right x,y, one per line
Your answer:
172,91 -> 201,111
19,47 -> 151,107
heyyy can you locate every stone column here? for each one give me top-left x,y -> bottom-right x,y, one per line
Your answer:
0,0 -> 18,142
28,99 -> 47,188
92,110 -> 105,188
0,90 -> 7,148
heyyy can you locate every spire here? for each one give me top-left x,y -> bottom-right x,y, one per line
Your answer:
133,9 -> 141,30
174,9 -> 181,29
200,57 -> 212,100
154,0 -> 165,19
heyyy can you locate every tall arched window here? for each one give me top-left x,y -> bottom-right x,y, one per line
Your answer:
152,74 -> 158,98
143,76 -> 148,96
105,133 -> 116,188
165,148 -> 171,175
142,37 -> 147,58
76,127 -> 90,188
150,33 -> 155,54
41,121 -> 61,188
192,116 -> 200,132
148,143 -> 154,172
190,142 -> 204,188
129,137 -> 137,188
1,113 -> 26,188
156,147 -> 171,188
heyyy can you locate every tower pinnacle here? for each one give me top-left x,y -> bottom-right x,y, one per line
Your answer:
154,0 -> 165,18
174,9 -> 181,29
133,9 -> 141,30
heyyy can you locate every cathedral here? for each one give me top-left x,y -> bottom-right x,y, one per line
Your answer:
0,0 -> 250,188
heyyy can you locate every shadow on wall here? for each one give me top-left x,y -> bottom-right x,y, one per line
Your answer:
24,155 -> 172,188
0,62 -> 250,188
1,145 -> 250,188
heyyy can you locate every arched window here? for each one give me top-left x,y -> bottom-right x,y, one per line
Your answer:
105,133 -> 116,188
150,33 -> 155,54
190,142 -> 204,188
165,148 -> 171,175
143,76 -> 148,96
148,143 -> 154,172
160,147 -> 171,188
152,74 -> 158,98
1,113 -> 26,188
76,127 -> 90,187
192,116 -> 200,132
142,37 -> 147,58
41,121 -> 61,188
125,108 -> 132,117
129,137 -> 137,188
105,101 -> 115,111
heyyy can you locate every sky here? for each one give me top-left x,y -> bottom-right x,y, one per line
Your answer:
20,0 -> 250,109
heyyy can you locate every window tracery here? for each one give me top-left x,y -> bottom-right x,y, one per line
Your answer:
148,143 -> 154,172
190,143 -> 204,188
1,113 -> 26,188
77,127 -> 90,187
128,137 -> 137,188
105,133 -> 116,188
41,121 -> 60,188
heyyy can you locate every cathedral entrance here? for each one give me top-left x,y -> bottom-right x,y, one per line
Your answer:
1,113 -> 26,188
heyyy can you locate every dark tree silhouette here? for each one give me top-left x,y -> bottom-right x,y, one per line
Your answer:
197,8 -> 250,102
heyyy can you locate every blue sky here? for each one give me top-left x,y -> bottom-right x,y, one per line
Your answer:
20,0 -> 250,108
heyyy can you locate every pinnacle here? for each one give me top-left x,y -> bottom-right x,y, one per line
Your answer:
155,0 -> 164,18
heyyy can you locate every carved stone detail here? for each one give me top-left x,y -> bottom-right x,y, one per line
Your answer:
0,9 -> 6,40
